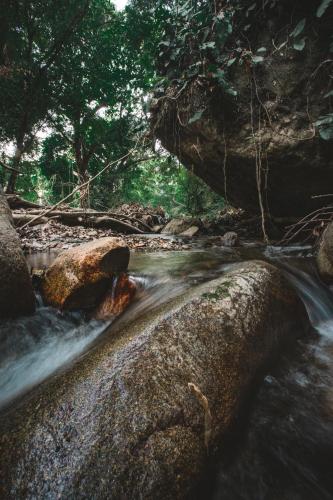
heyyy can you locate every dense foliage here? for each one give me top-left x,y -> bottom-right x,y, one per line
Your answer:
0,0 -> 224,215
2,0 -> 331,215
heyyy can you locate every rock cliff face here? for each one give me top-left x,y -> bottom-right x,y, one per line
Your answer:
151,1 -> 333,217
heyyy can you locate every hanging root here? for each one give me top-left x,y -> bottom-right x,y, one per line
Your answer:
188,382 -> 212,451
250,77 -> 269,243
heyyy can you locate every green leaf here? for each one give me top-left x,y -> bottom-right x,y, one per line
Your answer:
200,41 -> 216,50
188,110 -> 204,124
317,0 -> 333,17
319,126 -> 333,140
257,47 -> 267,53
225,87 -> 238,97
293,38 -> 306,51
252,55 -> 264,64
315,115 -> 333,126
324,90 -> 333,98
290,18 -> 306,38
246,2 -> 256,17
227,57 -> 236,66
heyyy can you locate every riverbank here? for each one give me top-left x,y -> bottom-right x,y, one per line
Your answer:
19,218 -> 258,254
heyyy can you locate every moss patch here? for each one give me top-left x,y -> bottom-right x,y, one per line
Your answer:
202,280 -> 232,301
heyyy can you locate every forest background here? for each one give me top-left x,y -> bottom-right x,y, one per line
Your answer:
0,0 -> 225,217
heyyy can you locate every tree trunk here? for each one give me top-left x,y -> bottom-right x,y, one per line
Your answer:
5,142 -> 24,194
78,169 -> 90,209
0,187 -> 35,319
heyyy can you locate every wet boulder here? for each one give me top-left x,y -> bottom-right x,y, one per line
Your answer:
41,237 -> 130,310
317,222 -> 333,284
0,189 -> 35,319
220,231 -> 239,247
0,261 -> 310,499
92,273 -> 137,320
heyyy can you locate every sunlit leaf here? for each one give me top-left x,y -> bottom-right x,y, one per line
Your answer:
252,55 -> 264,63
290,18 -> 306,38
188,110 -> 204,124
293,38 -> 306,51
317,0 -> 333,17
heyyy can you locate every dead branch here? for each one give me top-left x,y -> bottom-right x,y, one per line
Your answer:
279,205 -> 333,245
6,194 -> 43,209
0,159 -> 20,174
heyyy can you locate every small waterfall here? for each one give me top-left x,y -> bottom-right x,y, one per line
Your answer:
0,307 -> 108,408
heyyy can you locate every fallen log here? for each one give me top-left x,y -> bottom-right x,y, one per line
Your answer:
6,194 -> 43,210
89,216 -> 144,234
0,188 -> 35,319
14,211 -> 145,234
13,214 -> 49,227
16,209 -> 152,232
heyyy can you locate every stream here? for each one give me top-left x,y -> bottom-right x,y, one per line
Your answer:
1,245 -> 333,499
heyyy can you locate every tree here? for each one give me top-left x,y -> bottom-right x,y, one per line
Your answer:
46,0 -> 159,208
0,0 -> 91,193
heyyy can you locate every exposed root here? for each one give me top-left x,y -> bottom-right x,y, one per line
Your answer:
279,206 -> 333,245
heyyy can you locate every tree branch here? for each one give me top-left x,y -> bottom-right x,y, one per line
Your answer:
0,159 -> 20,174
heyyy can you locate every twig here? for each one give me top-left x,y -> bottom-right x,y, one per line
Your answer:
279,205 -> 333,244
312,194 -> 333,199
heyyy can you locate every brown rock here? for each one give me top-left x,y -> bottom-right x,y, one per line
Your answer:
41,237 -> 130,310
93,273 -> 136,320
152,224 -> 163,233
179,225 -> 200,238
162,218 -> 199,235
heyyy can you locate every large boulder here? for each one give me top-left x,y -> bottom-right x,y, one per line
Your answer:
41,237 -> 130,310
151,1 -> 333,217
317,222 -> 333,283
0,261 -> 309,499
162,218 -> 200,235
0,188 -> 35,319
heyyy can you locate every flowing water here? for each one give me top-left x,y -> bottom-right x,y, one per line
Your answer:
1,245 -> 333,499
210,259 -> 333,500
